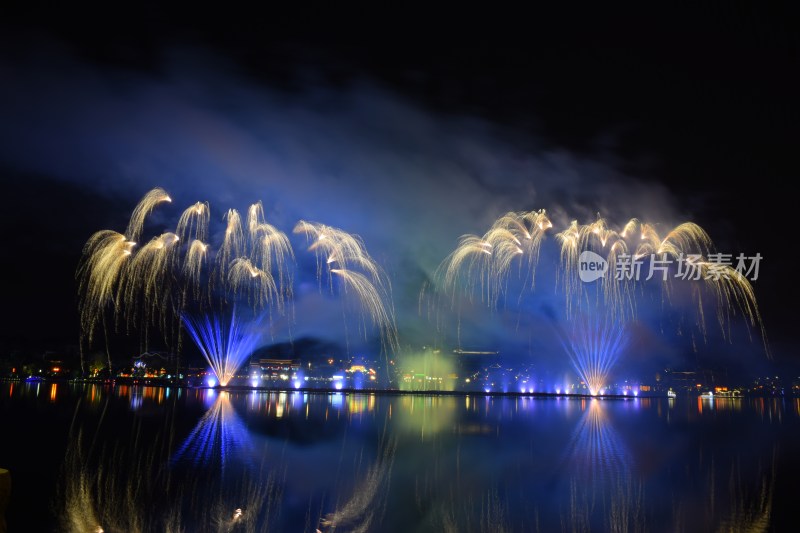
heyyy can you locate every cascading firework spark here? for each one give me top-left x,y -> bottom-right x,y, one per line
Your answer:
182,312 -> 260,387
124,187 -> 171,244
436,212 -> 767,352
245,201 -> 294,310
77,231 -> 137,347
438,210 -> 552,306
294,221 -> 399,355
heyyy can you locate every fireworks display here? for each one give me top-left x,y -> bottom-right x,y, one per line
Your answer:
435,212 -> 768,393
78,187 -> 768,393
438,210 -> 552,307
77,188 -> 395,386
294,221 -> 399,355
8,11 -> 796,533
78,189 -> 290,382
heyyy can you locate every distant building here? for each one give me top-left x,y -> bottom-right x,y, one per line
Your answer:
751,376 -> 784,396
250,358 -> 300,374
454,348 -> 498,380
662,368 -> 724,393
42,351 -> 75,377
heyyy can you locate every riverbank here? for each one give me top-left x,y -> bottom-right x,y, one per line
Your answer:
1,376 -> 677,399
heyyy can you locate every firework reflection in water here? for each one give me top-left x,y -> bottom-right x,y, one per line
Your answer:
173,392 -> 254,470
61,403 -> 283,532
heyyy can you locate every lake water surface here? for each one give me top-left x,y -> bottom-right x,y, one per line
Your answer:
1,382 -> 798,532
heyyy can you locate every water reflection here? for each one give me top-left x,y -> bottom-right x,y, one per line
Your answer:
561,399 -> 631,484
173,392 -> 253,469
61,399 -> 283,532
319,434 -> 397,532
0,382 -> 790,532
114,385 -> 168,410
553,400 -> 778,532
547,400 -> 640,532
394,395 -> 458,439
62,428 -> 181,533
715,448 -> 775,532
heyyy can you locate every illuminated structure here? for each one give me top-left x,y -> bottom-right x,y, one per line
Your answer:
250,358 -> 300,374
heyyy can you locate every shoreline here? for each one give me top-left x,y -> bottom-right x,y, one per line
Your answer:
0,376 -> 709,399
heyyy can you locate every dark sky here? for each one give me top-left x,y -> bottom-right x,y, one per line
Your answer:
0,5 -> 797,376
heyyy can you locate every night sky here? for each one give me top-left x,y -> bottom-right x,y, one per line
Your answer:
1,5 -> 797,378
